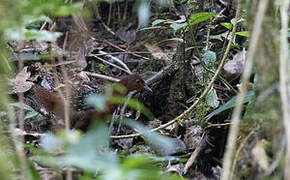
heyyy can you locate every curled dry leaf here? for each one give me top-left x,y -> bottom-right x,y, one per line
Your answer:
223,49 -> 247,77
77,71 -> 90,82
166,163 -> 185,176
9,66 -> 34,93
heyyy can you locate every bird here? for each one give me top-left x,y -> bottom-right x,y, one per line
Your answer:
34,74 -> 152,131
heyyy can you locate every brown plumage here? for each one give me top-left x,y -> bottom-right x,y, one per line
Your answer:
34,74 -> 151,131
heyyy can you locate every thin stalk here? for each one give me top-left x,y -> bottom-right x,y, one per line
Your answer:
221,1 -> 269,179
279,0 -> 290,179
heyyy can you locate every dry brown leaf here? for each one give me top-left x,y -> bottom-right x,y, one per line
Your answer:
9,66 -> 34,93
144,43 -> 171,64
77,71 -> 90,82
223,49 -> 247,77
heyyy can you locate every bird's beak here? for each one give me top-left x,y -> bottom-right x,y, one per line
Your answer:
144,84 -> 152,92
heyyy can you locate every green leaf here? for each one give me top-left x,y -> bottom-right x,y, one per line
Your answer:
24,0 -> 82,17
235,31 -> 249,37
208,34 -> 224,41
65,125 -> 115,172
122,155 -> 157,170
205,91 -> 255,120
170,22 -> 187,34
231,17 -> 246,26
85,94 -> 107,111
152,19 -> 165,26
125,119 -> 174,153
24,111 -> 39,120
39,126 -> 115,173
138,26 -> 162,31
25,16 -> 51,29
5,28 -> 62,41
189,12 -> 217,26
54,3 -> 82,16
206,88 -> 219,108
24,30 -> 62,41
10,103 -> 34,111
10,103 -> 41,120
231,18 -> 237,26
0,112 -> 7,117
41,132 -> 64,153
220,22 -> 232,29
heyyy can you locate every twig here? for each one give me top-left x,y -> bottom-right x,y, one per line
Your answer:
16,47 -> 28,179
51,38 -> 71,131
145,64 -> 173,84
206,122 -> 232,129
103,40 -> 150,60
265,136 -> 286,176
221,1 -> 268,179
107,2 -> 112,26
201,63 -> 238,94
63,31 -> 69,50
89,54 -> 131,74
230,126 -> 259,179
98,50 -> 132,73
101,22 -> 115,36
279,0 -> 290,178
183,132 -> 206,174
83,71 -> 119,82
116,91 -> 135,134
91,51 -> 151,56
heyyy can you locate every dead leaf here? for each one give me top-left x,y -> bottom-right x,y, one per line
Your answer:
166,163 -> 185,176
77,71 -> 90,82
223,49 -> 247,77
9,67 -> 34,93
144,43 -> 171,64
252,140 -> 269,171
117,30 -> 136,44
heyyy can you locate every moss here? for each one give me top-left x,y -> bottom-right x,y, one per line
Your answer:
195,101 -> 210,127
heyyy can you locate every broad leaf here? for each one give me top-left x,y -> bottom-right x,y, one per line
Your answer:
189,12 -> 217,26
152,19 -> 166,26
235,31 -> 249,37
205,91 -> 255,120
206,88 -> 219,108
